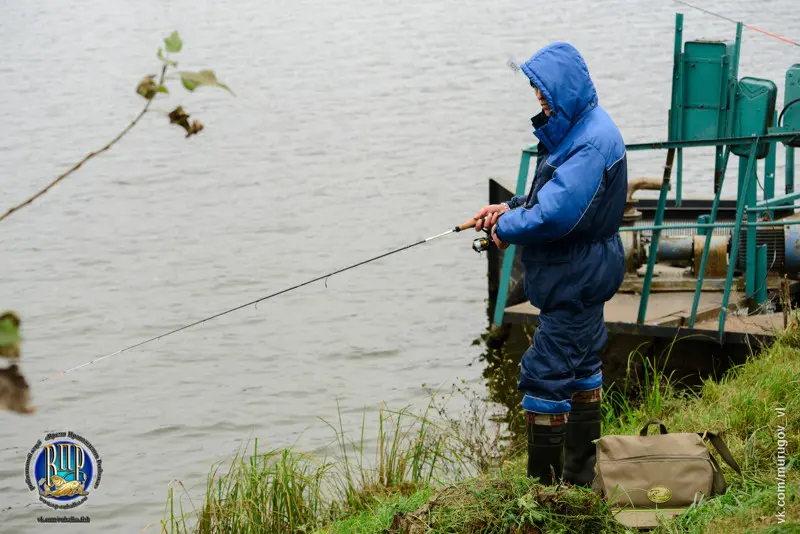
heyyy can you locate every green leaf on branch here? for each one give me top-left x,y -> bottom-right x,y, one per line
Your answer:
0,317 -> 19,347
0,312 -> 20,359
179,70 -> 233,94
157,85 -> 169,94
157,47 -> 178,67
164,31 -> 183,54
181,77 -> 199,92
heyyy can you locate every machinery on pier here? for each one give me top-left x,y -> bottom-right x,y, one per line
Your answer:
488,12 -> 800,344
621,183 -> 800,282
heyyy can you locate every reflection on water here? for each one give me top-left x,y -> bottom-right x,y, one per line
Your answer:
474,322 -> 532,441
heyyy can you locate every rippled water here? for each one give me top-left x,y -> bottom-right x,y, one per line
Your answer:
1,0 -> 797,530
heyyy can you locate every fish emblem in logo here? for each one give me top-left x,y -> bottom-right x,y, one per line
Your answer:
25,431 -> 103,510
39,475 -> 89,498
647,485 -> 673,504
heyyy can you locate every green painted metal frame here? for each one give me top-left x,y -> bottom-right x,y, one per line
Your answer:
749,203 -> 800,212
627,132 -> 800,326
714,147 -> 725,194
745,157 -> 758,297
764,112 -> 778,201
688,146 -> 731,327
618,219 -> 800,232
756,188 -> 800,208
737,156 -> 747,197
637,149 -> 675,323
670,14 -> 684,206
492,133 -> 800,328
625,132 -> 799,151
718,141 -> 760,343
729,23 -> 743,138
755,244 -> 768,305
788,146 -> 796,194
676,150 -> 683,207
492,148 -> 533,325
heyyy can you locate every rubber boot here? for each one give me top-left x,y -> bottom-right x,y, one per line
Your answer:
562,400 -> 601,487
526,418 -> 566,485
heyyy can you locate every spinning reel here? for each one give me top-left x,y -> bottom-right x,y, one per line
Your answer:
451,215 -> 494,254
473,236 -> 492,253
472,224 -> 493,254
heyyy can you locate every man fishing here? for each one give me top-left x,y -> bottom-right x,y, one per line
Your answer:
474,42 -> 627,486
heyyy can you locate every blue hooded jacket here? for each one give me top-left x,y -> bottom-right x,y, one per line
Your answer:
495,43 -> 627,315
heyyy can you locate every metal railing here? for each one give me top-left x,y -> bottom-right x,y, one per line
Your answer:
492,131 -> 800,343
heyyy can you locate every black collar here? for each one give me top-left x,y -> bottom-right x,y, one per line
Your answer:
531,111 -> 549,130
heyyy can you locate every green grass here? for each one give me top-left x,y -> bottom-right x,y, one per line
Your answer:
155,330 -> 800,534
159,441 -> 333,533
661,480 -> 800,533
323,398 -> 464,513
319,488 -> 433,534
155,398 -> 480,533
382,468 -> 627,534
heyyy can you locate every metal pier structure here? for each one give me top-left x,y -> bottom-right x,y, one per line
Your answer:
487,13 -> 800,348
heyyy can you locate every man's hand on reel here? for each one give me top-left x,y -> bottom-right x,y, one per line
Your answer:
473,203 -> 510,232
468,203 -> 510,252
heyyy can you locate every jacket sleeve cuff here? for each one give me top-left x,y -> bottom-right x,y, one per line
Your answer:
505,195 -> 527,210
494,213 -> 514,243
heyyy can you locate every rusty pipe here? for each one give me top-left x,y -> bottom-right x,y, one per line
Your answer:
627,178 -> 667,203
623,178 -> 671,224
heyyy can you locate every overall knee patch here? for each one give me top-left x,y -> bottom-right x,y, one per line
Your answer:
527,411 -> 569,426
572,385 -> 602,404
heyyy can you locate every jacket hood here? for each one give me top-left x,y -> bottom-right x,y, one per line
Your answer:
520,42 -> 598,152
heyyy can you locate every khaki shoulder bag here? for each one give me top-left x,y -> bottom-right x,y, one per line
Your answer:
592,419 -> 742,528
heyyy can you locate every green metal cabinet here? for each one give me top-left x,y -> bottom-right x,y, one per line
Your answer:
676,41 -> 735,141
732,77 -> 777,158
785,65 -> 800,146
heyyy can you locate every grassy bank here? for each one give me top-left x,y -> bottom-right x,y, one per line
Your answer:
157,330 -> 800,533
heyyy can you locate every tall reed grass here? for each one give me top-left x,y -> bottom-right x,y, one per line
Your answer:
156,393 -> 499,533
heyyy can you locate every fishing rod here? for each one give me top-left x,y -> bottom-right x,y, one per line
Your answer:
674,0 -> 800,48
42,216 -> 495,382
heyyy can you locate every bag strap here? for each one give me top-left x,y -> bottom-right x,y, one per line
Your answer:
639,419 -> 669,436
707,453 -> 729,495
699,431 -> 742,475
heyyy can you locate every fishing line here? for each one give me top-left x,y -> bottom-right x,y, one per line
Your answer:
674,0 -> 800,48
41,219 -> 482,382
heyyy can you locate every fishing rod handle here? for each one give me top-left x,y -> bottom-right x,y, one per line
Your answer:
455,217 -> 480,232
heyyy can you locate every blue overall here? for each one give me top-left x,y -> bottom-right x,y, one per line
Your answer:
495,42 -> 628,415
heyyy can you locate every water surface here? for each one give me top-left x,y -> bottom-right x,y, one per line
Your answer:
1,0 -> 797,530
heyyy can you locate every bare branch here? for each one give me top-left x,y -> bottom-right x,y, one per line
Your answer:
0,65 -> 168,223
